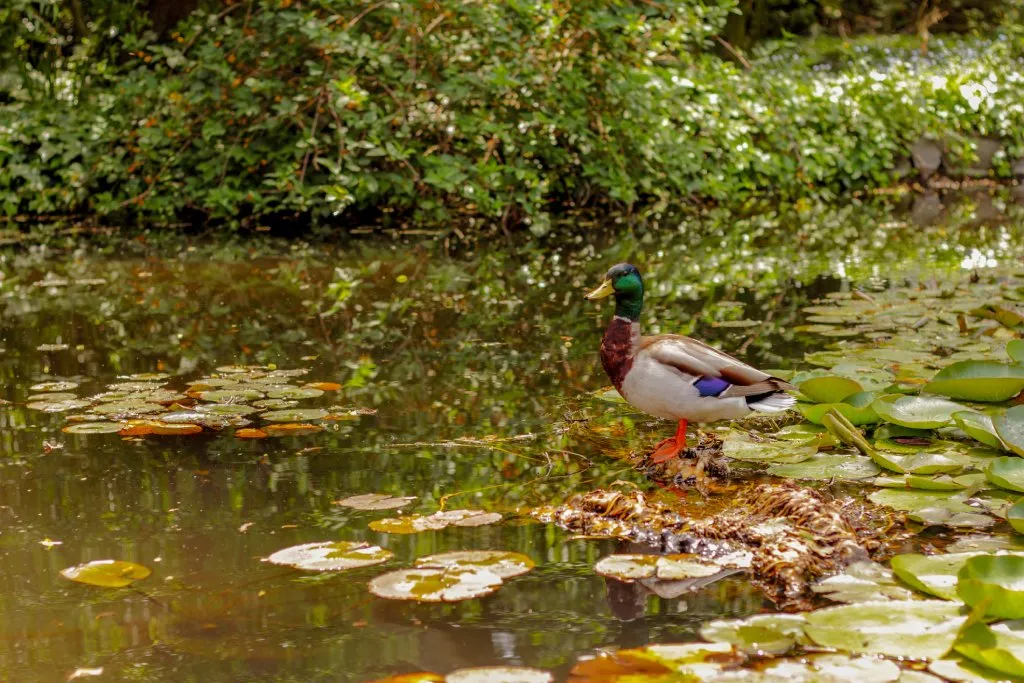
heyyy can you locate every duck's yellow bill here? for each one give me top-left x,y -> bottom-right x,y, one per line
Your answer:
585,279 -> 614,300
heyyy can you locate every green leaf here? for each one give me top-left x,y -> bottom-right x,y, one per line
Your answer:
924,361 -> 1024,402
798,376 -> 863,404
954,411 -> 1006,450
890,552 -> 982,600
986,457 -> 1024,492
872,395 -> 964,429
699,613 -> 807,655
1008,340 -> 1024,364
1009,500 -> 1024,535
61,560 -> 152,588
957,555 -> 1024,618
803,600 -> 965,659
265,541 -> 393,572
768,454 -> 879,480
994,405 -> 1024,456
955,622 -> 1024,678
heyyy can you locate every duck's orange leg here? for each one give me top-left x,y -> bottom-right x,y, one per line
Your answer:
651,419 -> 687,463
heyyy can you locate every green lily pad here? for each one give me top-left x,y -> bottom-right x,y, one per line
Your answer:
1009,340 -> 1024,363
28,392 -> 79,402
994,406 -> 1024,456
803,600 -> 966,659
368,567 -> 503,603
369,509 -> 502,534
194,403 -> 260,417
415,551 -> 534,579
811,561 -> 915,603
62,421 -> 128,434
955,621 -> 1024,678
905,474 -> 971,490
27,399 -> 93,413
335,493 -> 416,510
30,381 -> 79,392
265,541 -> 393,572
924,361 -> 1024,402
872,395 -> 964,429
929,656 -> 1014,682
890,552 -> 983,600
910,508 -> 995,529
1008,500 -> 1024,534
593,554 -> 724,582
869,448 -> 966,475
798,392 -> 880,426
266,387 -> 324,400
954,411 -> 1006,450
60,560 -> 152,588
957,555 -> 1024,619
868,489 -> 991,528
699,613 -> 807,655
760,655 -> 902,681
798,376 -> 863,404
261,408 -> 329,422
986,457 -> 1024,492
91,400 -> 164,416
253,398 -> 298,410
721,433 -> 816,464
768,454 -> 879,480
199,389 -> 264,402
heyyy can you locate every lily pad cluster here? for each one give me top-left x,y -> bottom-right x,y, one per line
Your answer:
35,366 -> 363,438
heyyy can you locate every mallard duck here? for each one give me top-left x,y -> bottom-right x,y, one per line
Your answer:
586,263 -> 796,463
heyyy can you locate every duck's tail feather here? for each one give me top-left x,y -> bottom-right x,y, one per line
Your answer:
748,391 -> 796,413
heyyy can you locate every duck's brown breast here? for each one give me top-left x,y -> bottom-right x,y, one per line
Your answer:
600,317 -> 637,391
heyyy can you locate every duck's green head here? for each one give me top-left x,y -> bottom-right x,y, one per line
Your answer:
585,263 -> 644,321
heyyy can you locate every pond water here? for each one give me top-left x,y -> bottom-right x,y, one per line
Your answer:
0,194 -> 1022,682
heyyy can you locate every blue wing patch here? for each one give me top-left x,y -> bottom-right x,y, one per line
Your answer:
693,376 -> 731,397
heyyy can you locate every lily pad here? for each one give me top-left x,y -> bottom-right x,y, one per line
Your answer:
444,668 -> 552,683
811,561 -> 915,603
253,398 -> 297,410
261,408 -> 329,422
198,389 -> 264,402
890,552 -> 982,600
954,411 -> 1006,450
1009,340 -> 1024,363
336,493 -> 417,510
798,393 -> 880,426
60,560 -> 151,588
986,457 -> 1024,492
798,376 -> 863,404
61,421 -> 127,434
957,555 -> 1024,618
872,395 -> 964,429
768,454 -> 879,480
369,509 -> 502,534
266,387 -> 324,400
699,613 -> 807,655
955,621 -> 1024,678
867,490 -> 989,529
803,600 -> 966,659
924,361 -> 1024,402
1008,500 -> 1024,534
27,399 -> 93,413
760,655 -> 902,682
196,403 -> 260,416
30,381 -> 79,392
594,554 -> 724,582
91,400 -> 164,416
265,541 -> 392,572
368,567 -> 503,603
928,657 -> 1011,682
414,551 -> 534,579
721,433 -> 816,464
994,406 -> 1024,456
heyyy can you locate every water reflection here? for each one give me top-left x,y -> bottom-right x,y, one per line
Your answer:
0,194 -> 1022,681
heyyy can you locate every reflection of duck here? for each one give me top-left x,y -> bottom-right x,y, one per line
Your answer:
586,264 -> 795,463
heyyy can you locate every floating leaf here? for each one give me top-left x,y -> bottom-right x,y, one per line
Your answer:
924,361 -> 1024,402
890,552 -> 982,600
369,509 -> 501,534
798,376 -> 863,404
957,555 -> 1024,618
27,399 -> 92,413
870,449 -> 967,476
235,428 -> 267,439
761,655 -> 902,681
720,433 -> 816,463
195,403 -> 259,416
415,551 -> 534,579
868,489 -> 989,529
929,657 -> 1010,682
60,560 -> 151,588
263,423 -> 323,436
768,453 -> 879,480
872,395 -> 964,429
994,406 -> 1024,456
368,567 -> 503,602
594,554 -> 724,582
798,393 -> 879,426
91,400 -> 164,416
28,392 -> 79,402
266,387 -> 324,400
198,389 -> 264,402
265,541 -> 392,572
30,381 -> 78,392
1009,340 -> 1024,363
699,613 -> 807,655
955,622 -> 1024,678
444,668 -> 552,683
253,399 -> 297,410
803,600 -> 966,659
61,421 -> 127,434
986,457 -> 1024,492
1009,500 -> 1024,534
812,561 -> 915,603
261,408 -> 329,422
336,493 -> 417,510
954,411 -> 1006,450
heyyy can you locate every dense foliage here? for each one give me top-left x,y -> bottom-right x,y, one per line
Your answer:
3,0 -> 1024,228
